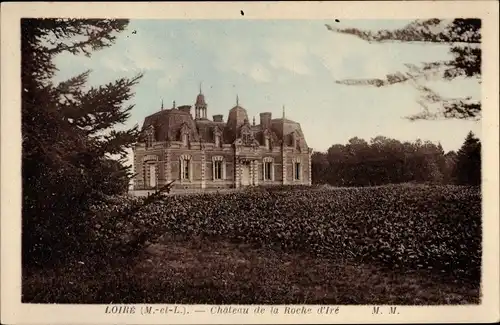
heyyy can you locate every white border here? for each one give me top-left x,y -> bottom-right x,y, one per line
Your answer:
1,2 -> 499,324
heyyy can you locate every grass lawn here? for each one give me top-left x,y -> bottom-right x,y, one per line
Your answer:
23,235 -> 480,305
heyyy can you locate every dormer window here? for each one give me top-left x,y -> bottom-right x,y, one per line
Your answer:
241,126 -> 253,145
213,126 -> 222,149
180,123 -> 190,147
263,129 -> 272,150
145,126 -> 155,148
265,137 -> 271,150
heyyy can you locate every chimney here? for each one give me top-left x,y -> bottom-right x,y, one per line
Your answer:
260,112 -> 272,129
178,105 -> 192,114
213,114 -> 224,122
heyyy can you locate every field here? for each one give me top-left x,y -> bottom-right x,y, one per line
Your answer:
22,184 -> 482,304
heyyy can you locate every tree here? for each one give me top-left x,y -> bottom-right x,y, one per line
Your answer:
311,152 -> 329,184
22,18 -> 143,267
453,131 -> 481,185
312,136 -> 452,187
325,19 -> 481,121
443,150 -> 458,184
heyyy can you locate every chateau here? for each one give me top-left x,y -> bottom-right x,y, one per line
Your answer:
132,88 -> 312,194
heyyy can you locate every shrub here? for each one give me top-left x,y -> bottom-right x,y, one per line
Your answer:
93,185 -> 481,282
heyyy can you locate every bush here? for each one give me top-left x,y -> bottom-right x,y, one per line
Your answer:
92,185 -> 481,282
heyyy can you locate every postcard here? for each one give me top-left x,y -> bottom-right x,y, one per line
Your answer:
1,1 -> 499,324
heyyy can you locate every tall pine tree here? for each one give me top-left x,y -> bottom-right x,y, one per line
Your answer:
22,18 -> 143,267
453,131 -> 481,185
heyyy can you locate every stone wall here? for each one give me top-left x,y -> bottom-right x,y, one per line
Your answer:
132,142 -> 312,192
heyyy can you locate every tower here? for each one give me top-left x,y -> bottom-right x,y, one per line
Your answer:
195,82 -> 207,119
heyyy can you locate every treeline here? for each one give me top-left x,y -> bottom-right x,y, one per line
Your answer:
311,132 -> 481,187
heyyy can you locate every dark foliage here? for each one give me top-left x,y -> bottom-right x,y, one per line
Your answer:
85,186 -> 481,281
311,136 -> 455,186
22,18 -> 142,268
453,131 -> 481,185
23,185 -> 481,304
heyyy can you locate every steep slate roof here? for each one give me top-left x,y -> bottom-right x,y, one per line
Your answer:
195,119 -> 224,143
140,97 -> 307,147
223,105 -> 251,143
142,108 -> 200,142
195,93 -> 207,106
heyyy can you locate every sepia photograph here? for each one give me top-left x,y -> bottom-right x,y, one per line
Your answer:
1,1 -> 499,324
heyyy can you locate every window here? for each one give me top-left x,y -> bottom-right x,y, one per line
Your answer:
147,134 -> 153,147
180,155 -> 191,181
214,161 -> 222,180
149,164 -> 157,188
241,126 -> 253,145
294,162 -> 301,180
265,137 -> 271,150
143,155 -> 158,188
243,133 -> 250,144
262,157 -> 274,181
180,123 -> 190,147
212,156 -> 225,180
264,162 -> 272,180
215,135 -> 220,148
213,126 -> 222,148
145,129 -> 154,148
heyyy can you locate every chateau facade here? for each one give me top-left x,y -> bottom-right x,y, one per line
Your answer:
132,89 -> 312,194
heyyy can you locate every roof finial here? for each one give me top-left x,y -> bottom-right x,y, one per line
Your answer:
173,100 -> 176,109
253,116 -> 256,126
236,94 -> 239,106
282,105 -> 285,119
161,99 -> 164,110
199,81 -> 202,94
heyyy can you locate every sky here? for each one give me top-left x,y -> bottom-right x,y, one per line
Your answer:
52,19 -> 481,159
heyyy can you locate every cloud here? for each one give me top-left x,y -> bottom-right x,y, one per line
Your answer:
211,40 -> 275,84
213,42 -> 250,72
125,46 -> 165,71
265,40 -> 311,75
94,36 -> 188,90
157,63 -> 186,89
52,52 -> 94,83
98,44 -> 166,73
100,56 -> 130,72
307,33 -> 389,79
249,63 -> 272,83
209,32 -> 313,83
307,30 -> 454,82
